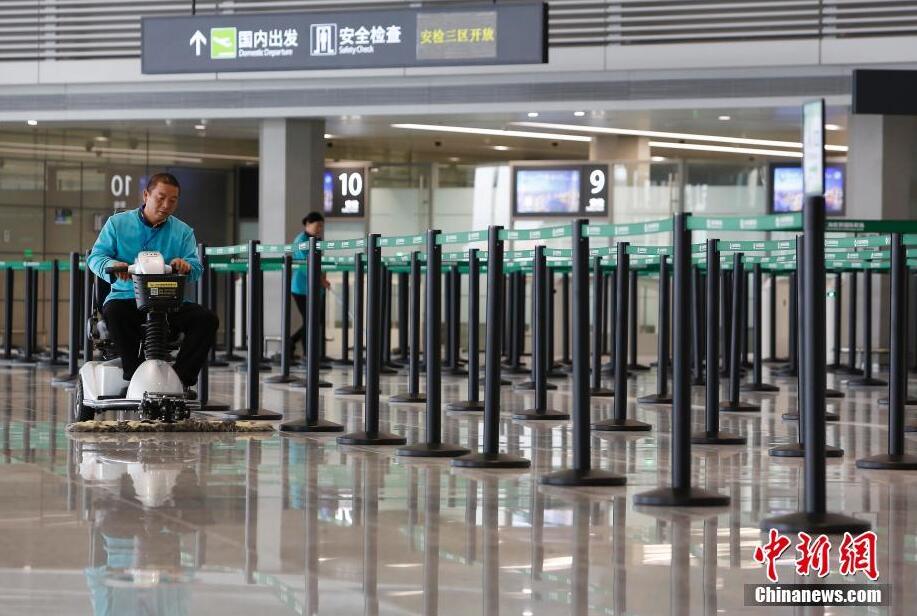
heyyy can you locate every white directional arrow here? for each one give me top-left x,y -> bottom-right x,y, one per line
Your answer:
190,30 -> 207,56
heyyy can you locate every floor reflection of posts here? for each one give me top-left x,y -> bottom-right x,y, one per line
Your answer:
571,498 -> 591,616
482,476 -> 499,616
362,456 -> 381,616
304,442 -> 322,616
760,195 -> 869,534
244,438 -> 260,584
422,467 -> 442,616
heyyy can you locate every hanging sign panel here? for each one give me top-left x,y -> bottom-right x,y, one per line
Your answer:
512,164 -> 608,218
141,3 -> 547,74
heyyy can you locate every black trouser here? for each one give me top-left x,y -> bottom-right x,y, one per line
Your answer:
290,292 -> 308,358
102,299 -> 219,386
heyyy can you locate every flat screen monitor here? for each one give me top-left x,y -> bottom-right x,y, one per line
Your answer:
514,167 -> 581,215
770,163 -> 844,215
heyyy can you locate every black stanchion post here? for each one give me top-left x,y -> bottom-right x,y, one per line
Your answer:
594,242 -> 651,432
338,234 -> 405,445
542,219 -> 625,486
3,266 -> 13,360
196,243 -> 229,411
627,269 -> 649,371
827,272 -> 843,371
847,268 -> 886,387
391,251 -> 426,404
837,271 -> 862,375
266,253 -> 298,385
220,272 -> 241,361
446,249 -> 484,412
239,272 -> 248,351
760,195 -> 869,533
636,213 -> 729,507
775,269 -> 799,377
601,270 -> 610,356
505,272 -> 527,374
590,256 -> 613,397
719,253 -> 759,413
20,266 -> 36,363
740,273 -> 751,369
53,253 -> 80,384
335,254 -> 366,396
856,233 -> 917,469
396,271 -> 408,364
333,270 -> 351,365
514,245 -> 568,420
516,258 -> 556,391
225,240 -> 282,421
561,272 -> 571,365
398,229 -> 469,457
691,265 -> 705,386
282,237 -> 343,433
44,259 -> 63,365
453,226 -> 530,469
742,263 -> 779,392
446,265 -> 467,376
764,272 -> 786,363
639,255 -> 673,404
82,250 -> 93,364
693,239 -> 746,445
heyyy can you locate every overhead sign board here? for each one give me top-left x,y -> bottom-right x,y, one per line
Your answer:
324,165 -> 367,219
511,163 -> 609,218
141,3 -> 547,74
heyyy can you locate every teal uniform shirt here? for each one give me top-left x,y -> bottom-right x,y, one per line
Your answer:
291,230 -> 311,295
86,207 -> 202,303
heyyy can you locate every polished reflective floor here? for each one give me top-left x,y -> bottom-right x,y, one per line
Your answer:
0,359 -> 914,615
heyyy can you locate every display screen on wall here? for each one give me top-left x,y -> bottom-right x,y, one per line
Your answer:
512,164 -> 607,217
770,163 -> 844,215
324,166 -> 367,218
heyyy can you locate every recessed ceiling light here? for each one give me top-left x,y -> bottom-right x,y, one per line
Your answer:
390,123 -> 591,143
651,156 -> 667,162
512,121 -> 847,152
26,120 -> 38,126
527,112 -> 539,118
492,145 -> 511,151
194,124 -> 206,131
718,115 -> 731,121
94,135 -> 109,142
448,156 -> 460,162
324,133 -> 332,139
573,111 -> 586,117
825,123 -> 843,131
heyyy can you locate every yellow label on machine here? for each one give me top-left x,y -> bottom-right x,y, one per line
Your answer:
147,281 -> 178,288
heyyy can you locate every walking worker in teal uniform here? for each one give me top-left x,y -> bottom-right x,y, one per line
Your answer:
86,172 -> 219,387
290,212 -> 330,359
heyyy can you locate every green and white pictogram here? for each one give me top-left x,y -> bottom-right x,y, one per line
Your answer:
210,27 -> 237,59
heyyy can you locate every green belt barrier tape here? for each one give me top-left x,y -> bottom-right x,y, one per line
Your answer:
904,235 -> 917,246
545,247 -> 571,257
206,244 -> 248,256
687,212 -> 801,231
378,233 -> 426,248
318,238 -> 365,251
824,236 -> 890,249
826,260 -> 890,270
210,262 -> 248,273
826,219 -> 917,233
717,239 -> 795,252
438,230 -> 488,244
628,245 -> 672,256
500,224 -> 572,241
584,218 -> 672,238
258,243 -> 294,254
823,250 -> 889,261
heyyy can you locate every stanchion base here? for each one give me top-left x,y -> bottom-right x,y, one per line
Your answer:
769,443 -> 844,458
512,408 -> 570,421
389,392 -> 426,404
445,400 -> 485,413
52,372 -> 77,385
825,363 -> 845,373
627,363 -> 650,372
224,408 -> 283,420
337,430 -> 406,446
451,452 -> 531,469
825,388 -> 845,399
592,418 -> 652,432
691,376 -> 706,387
846,377 -> 888,388
208,359 -> 229,368
396,442 -> 471,458
279,417 -> 344,433
856,453 -> 917,470
782,411 -> 840,422
334,385 -> 366,396
740,382 -> 780,393
540,468 -> 626,487
219,353 -> 244,363
547,370 -> 569,379
589,387 -> 614,397
332,358 -> 352,366
236,362 -> 273,373
379,367 -> 398,375
719,401 -> 760,413
513,380 -> 558,391
832,366 -> 863,376
264,374 -> 298,384
772,368 -> 798,378
16,358 -> 38,365
445,367 -> 469,377
759,511 -> 870,534
637,393 -> 672,405
200,402 -> 230,412
290,379 -> 333,389
878,396 -> 917,406
502,365 -> 531,375
634,486 -> 730,507
691,430 -> 747,445
763,357 -> 788,364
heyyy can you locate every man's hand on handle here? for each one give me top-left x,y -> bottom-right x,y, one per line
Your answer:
107,261 -> 131,281
170,258 -> 192,274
